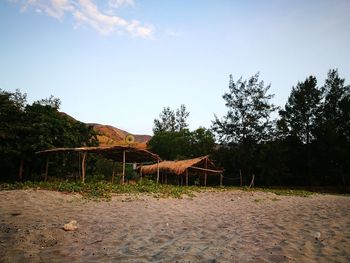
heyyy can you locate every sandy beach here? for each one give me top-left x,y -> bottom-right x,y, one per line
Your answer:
0,190 -> 349,262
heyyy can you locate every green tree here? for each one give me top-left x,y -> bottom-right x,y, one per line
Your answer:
0,90 -> 99,181
176,104 -> 190,131
313,70 -> 350,185
153,107 -> 176,133
153,105 -> 190,133
279,76 -> 321,144
212,73 -> 277,184
147,130 -> 191,160
212,73 -> 277,144
188,127 -> 215,157
0,89 -> 28,180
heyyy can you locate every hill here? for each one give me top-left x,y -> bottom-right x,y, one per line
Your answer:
60,112 -> 151,149
88,123 -> 152,149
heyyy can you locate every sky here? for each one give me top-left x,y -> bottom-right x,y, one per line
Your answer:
1,0 -> 349,135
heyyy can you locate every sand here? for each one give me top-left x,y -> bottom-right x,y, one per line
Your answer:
0,189 -> 349,262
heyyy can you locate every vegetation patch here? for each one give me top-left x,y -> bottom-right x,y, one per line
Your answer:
0,180 -> 318,200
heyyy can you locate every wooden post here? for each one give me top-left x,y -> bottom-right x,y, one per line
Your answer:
81,152 -> 87,183
139,165 -> 143,182
249,174 -> 255,188
111,161 -> 115,184
122,151 -> 126,185
220,174 -> 223,187
185,169 -> 188,186
78,153 -> 81,181
18,158 -> 24,181
239,169 -> 243,187
156,159 -> 160,184
204,158 -> 208,186
165,174 -> 167,185
44,157 -> 49,181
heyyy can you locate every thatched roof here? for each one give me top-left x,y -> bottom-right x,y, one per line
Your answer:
140,156 -> 223,175
36,146 -> 160,163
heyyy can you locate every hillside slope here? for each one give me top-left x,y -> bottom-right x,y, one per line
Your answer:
88,123 -> 152,149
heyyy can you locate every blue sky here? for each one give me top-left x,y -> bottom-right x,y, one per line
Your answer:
1,0 -> 349,135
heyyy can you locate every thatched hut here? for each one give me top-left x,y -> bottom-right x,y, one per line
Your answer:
140,156 -> 224,186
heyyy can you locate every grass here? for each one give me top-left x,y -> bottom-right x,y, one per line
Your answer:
0,180 -> 318,200
0,180 -> 204,200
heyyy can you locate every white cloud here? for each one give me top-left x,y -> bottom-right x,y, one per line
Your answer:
108,0 -> 135,9
10,0 -> 153,38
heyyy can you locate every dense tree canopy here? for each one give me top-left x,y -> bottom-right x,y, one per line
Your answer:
149,105 -> 215,160
0,89 -> 98,181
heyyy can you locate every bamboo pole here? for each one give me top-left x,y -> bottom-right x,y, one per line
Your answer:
240,169 -> 242,186
156,159 -> 160,184
78,153 -> 81,181
81,151 -> 87,183
139,165 -> 143,182
44,157 -> 49,181
111,161 -> 115,184
204,158 -> 208,186
188,166 -> 223,173
249,174 -> 255,188
122,151 -> 126,185
18,158 -> 24,181
186,169 -> 188,186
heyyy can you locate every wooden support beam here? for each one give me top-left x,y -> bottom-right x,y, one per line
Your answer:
240,169 -> 242,186
188,166 -> 223,173
122,151 -> 126,185
139,165 -> 143,182
81,151 -> 87,183
18,158 -> 24,181
204,158 -> 208,186
186,169 -> 188,186
111,161 -> 115,184
249,174 -> 255,188
45,157 -> 49,181
156,159 -> 160,184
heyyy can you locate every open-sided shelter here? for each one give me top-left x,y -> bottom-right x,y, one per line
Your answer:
140,156 -> 224,186
37,146 -> 161,183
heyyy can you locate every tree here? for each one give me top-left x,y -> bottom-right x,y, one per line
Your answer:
212,73 -> 277,144
176,104 -> 190,131
147,128 -> 215,160
153,107 -> 176,133
188,127 -> 215,157
212,73 -> 278,184
318,69 -> 350,141
279,76 -> 321,144
312,70 -> 350,185
0,89 -> 28,180
147,130 -> 191,160
153,105 -> 190,134
0,90 -> 99,181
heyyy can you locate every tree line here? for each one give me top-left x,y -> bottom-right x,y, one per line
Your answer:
1,69 -> 349,186
149,69 -> 350,186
